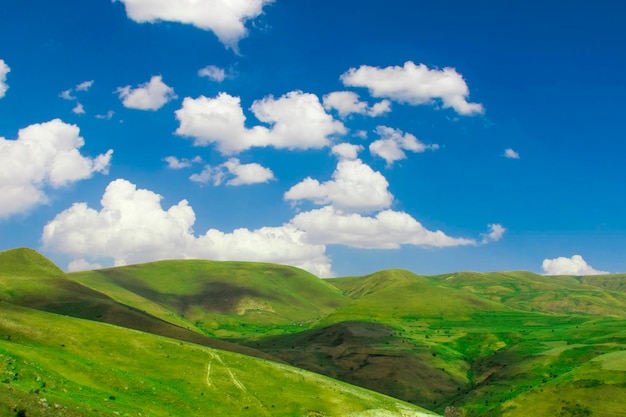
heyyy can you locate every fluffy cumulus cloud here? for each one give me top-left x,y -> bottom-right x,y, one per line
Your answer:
0,119 -> 112,218
341,61 -> 484,115
116,75 -> 177,110
290,206 -> 476,249
42,179 -> 331,276
370,126 -> 439,165
250,91 -> 347,149
331,143 -> 363,160
0,59 -> 10,98
190,158 -> 274,186
504,148 -> 520,159
542,255 -> 608,276
284,159 -> 393,213
175,91 -> 345,154
323,91 -> 391,118
115,0 -> 273,49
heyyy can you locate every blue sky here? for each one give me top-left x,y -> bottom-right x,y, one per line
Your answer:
1,0 -> 625,277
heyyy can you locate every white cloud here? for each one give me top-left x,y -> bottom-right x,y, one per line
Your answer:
72,103 -> 86,115
67,258 -> 103,272
76,80 -> 94,91
116,75 -> 177,110
42,179 -> 332,276
341,61 -> 484,115
222,158 -> 274,185
284,159 -> 393,213
0,119 -> 113,218
164,156 -> 202,169
322,91 -> 391,118
370,126 -> 439,166
354,130 -> 368,140
60,80 -> 95,102
542,255 -> 608,276
95,110 -> 115,120
369,100 -> 392,117
59,89 -> 76,100
190,158 -> 274,186
175,91 -> 345,154
115,0 -> 274,50
189,165 -> 218,185
250,90 -> 347,149
504,148 -> 520,159
290,206 -> 476,249
323,91 -> 366,117
198,65 -> 226,82
481,223 -> 506,244
331,143 -> 363,160
0,59 -> 9,98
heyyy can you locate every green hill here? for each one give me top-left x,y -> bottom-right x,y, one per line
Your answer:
326,269 -> 505,320
1,248 -> 625,416
429,271 -> 626,317
246,269 -> 626,415
0,248 -> 65,279
0,249 -> 278,362
68,260 -> 349,338
0,302 -> 436,417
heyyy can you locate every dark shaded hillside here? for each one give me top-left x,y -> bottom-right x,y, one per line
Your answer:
69,259 -> 349,338
0,302 -> 435,417
243,269 -> 626,415
0,248 -> 277,361
241,320 -> 463,407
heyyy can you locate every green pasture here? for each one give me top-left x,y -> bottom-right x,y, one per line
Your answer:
1,248 -> 624,416
0,302 -> 436,417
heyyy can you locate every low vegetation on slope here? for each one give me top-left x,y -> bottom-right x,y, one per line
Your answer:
69,260 -> 348,338
0,302 -> 436,417
1,248 -> 625,416
0,249 -> 277,362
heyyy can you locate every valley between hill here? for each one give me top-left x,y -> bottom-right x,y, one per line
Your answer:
1,247 -> 625,416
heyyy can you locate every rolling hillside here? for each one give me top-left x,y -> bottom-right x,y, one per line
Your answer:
0,248 -> 438,416
68,259 -> 348,338
1,248 -> 625,416
0,302 -> 436,417
0,248 -> 278,362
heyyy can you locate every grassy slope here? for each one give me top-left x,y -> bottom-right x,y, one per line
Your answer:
0,302 -> 437,417
69,260 -> 348,338
2,248 -> 624,416
429,271 -> 626,317
0,248 -> 277,361
318,270 -> 626,416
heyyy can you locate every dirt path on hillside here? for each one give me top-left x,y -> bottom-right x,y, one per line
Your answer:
204,351 -> 274,415
205,351 -> 246,392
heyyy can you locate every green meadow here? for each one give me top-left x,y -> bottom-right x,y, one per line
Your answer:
1,247 -> 625,416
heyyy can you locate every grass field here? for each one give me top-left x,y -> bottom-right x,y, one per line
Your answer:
1,248 -> 625,416
0,301 -> 436,417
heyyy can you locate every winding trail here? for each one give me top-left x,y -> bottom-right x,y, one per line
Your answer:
205,352 -> 246,392
205,354 -> 214,387
203,351 -> 273,416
